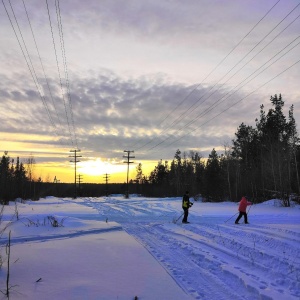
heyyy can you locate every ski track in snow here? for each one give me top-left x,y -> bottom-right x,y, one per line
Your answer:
3,226 -> 123,245
64,197 -> 300,299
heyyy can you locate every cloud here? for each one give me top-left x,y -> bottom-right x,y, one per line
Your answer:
69,70 -> 255,159
0,0 -> 299,178
1,50 -> 297,166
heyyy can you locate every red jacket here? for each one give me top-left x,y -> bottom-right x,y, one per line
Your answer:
238,197 -> 252,212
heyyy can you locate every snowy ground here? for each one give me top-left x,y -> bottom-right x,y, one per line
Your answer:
0,195 -> 300,300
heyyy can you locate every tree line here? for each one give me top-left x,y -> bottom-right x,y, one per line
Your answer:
0,153 -> 38,204
136,94 -> 300,205
0,151 -> 131,204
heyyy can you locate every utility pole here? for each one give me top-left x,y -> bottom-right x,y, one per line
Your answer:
69,149 -> 82,199
77,174 -> 83,185
54,176 -> 60,196
77,174 -> 83,197
103,173 -> 110,196
123,150 -> 135,198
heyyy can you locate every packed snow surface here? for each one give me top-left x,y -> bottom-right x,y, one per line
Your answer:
1,195 -> 300,300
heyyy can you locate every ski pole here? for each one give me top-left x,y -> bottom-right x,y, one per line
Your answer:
247,197 -> 255,215
174,212 -> 184,223
224,212 -> 238,223
247,205 -> 252,215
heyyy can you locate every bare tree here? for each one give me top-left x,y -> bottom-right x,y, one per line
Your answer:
25,154 -> 36,182
223,143 -> 232,201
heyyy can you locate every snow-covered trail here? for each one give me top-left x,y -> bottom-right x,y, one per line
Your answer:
125,222 -> 247,300
67,196 -> 300,300
126,222 -> 300,300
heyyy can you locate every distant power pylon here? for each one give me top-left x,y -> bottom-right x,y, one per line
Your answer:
103,173 -> 110,196
77,174 -> 83,185
123,150 -> 135,198
77,174 -> 83,197
69,149 -> 82,199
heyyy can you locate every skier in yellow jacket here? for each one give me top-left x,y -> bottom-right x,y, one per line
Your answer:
182,191 -> 193,223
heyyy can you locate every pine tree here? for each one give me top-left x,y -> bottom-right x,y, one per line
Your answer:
0,153 -> 13,204
135,163 -> 143,184
170,149 -> 182,194
204,148 -> 224,201
287,104 -> 300,194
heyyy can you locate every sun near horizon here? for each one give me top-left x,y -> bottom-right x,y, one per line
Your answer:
1,143 -> 158,184
32,158 -> 157,184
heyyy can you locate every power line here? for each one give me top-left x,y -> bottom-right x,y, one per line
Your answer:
162,13 -> 300,143
150,43 -> 300,152
55,0 -> 78,148
152,58 -> 300,154
2,0 -> 78,148
69,149 -> 82,198
2,0 -> 57,134
21,0 -> 65,139
132,0 -> 282,151
46,0 -> 74,148
168,3 -> 300,141
123,150 -> 135,198
138,2 -> 300,153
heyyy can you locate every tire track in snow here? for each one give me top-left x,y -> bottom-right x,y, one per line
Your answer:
124,222 -> 300,300
219,224 -> 300,262
190,223 -> 300,264
3,226 -> 123,245
124,223 -> 255,300
68,198 -> 300,299
181,223 -> 300,297
223,223 -> 300,245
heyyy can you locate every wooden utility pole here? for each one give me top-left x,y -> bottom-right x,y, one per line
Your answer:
69,149 -> 82,199
77,174 -> 83,185
77,174 -> 83,197
103,173 -> 110,196
54,176 -> 60,196
123,150 -> 135,198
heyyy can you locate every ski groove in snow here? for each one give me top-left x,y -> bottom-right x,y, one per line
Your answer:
4,225 -> 123,245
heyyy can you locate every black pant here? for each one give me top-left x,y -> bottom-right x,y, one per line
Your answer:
182,208 -> 189,222
235,212 -> 248,223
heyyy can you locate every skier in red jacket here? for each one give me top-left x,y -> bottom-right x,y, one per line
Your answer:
235,196 -> 252,224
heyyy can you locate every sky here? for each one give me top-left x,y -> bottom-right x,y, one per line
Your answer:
0,0 -> 299,183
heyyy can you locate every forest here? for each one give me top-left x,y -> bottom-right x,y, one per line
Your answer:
1,94 -> 300,205
144,94 -> 300,204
